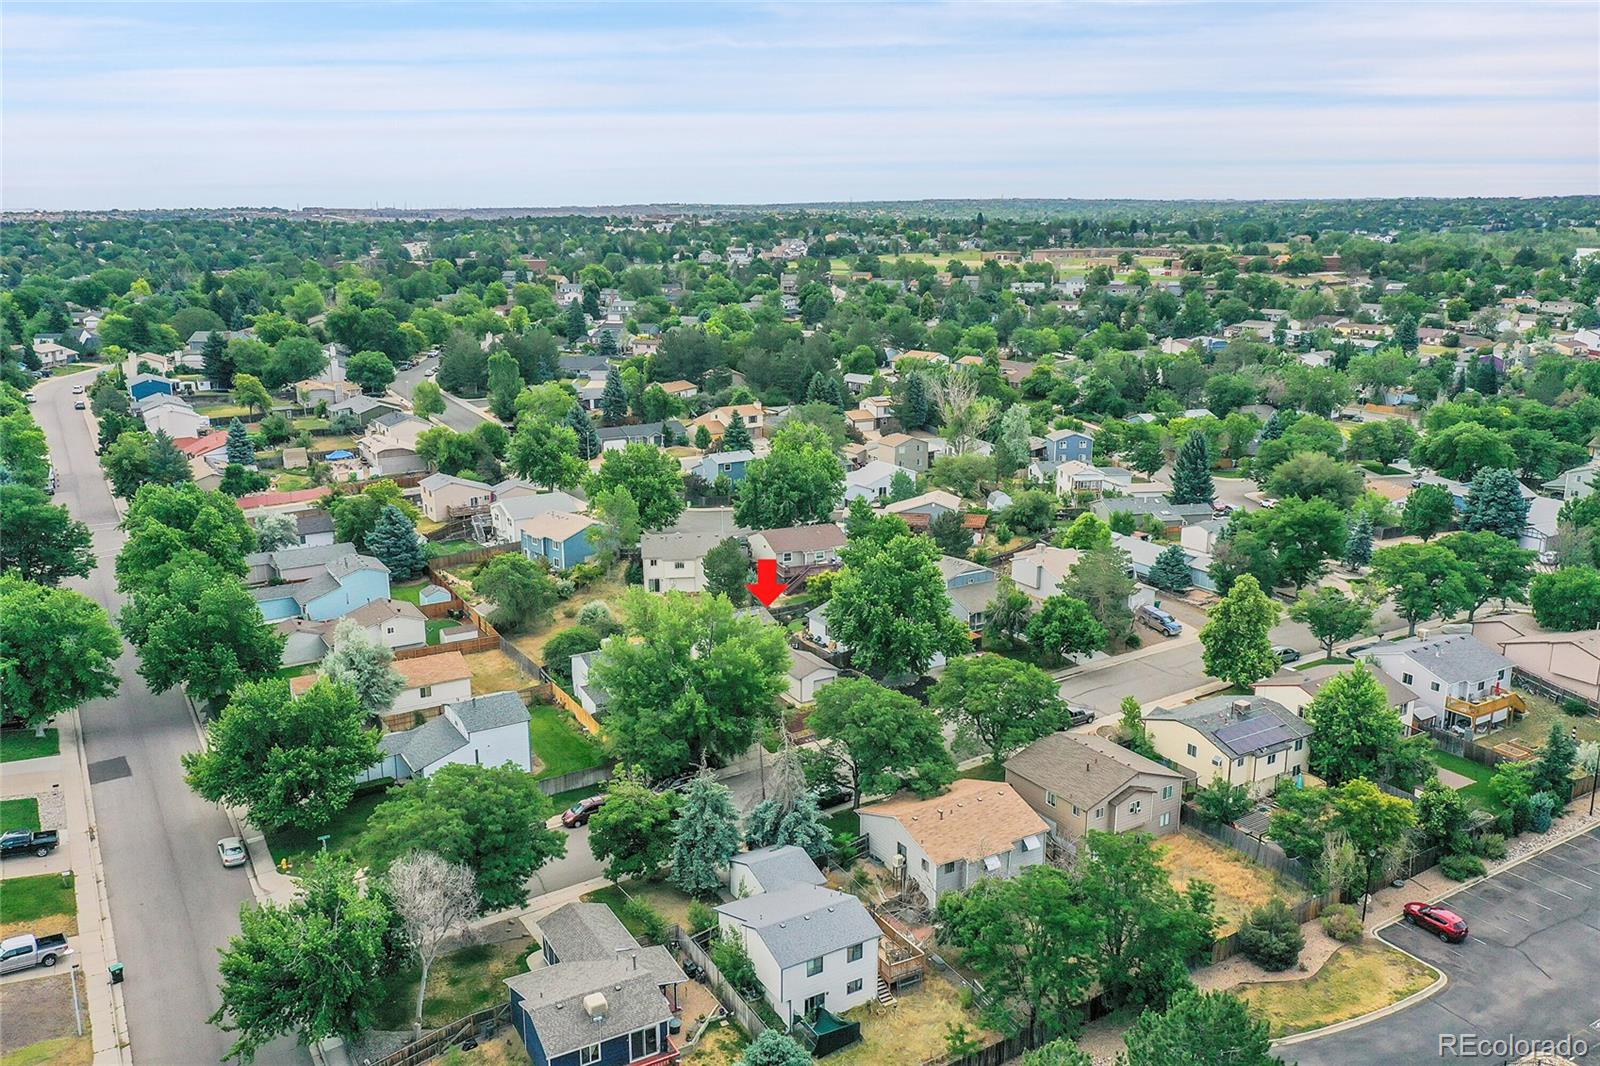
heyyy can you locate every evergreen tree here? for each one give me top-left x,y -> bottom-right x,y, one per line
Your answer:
898,372 -> 932,431
743,790 -> 831,861
671,774 -> 742,897
1260,407 -> 1291,442
600,366 -> 628,426
806,371 -> 842,409
693,424 -> 713,452
1462,467 -> 1531,540
1147,544 -> 1193,592
147,430 -> 195,487
565,403 -> 602,460
202,329 -> 234,388
365,504 -> 426,579
1344,513 -> 1374,569
1394,314 -> 1419,354
1169,430 -> 1214,504
1469,355 -> 1499,396
225,418 -> 255,466
597,329 -> 619,360
1533,721 -> 1578,796
722,411 -> 754,452
565,300 -> 586,343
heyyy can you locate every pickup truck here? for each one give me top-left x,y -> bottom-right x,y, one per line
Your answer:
0,933 -> 71,974
0,829 -> 60,858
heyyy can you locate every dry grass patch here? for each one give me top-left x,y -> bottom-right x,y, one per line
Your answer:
510,574 -> 635,665
1232,942 -> 1436,1037
683,1021 -> 749,1066
1157,830 -> 1301,935
829,973 -> 993,1066
433,1029 -> 530,1066
462,649 -> 534,694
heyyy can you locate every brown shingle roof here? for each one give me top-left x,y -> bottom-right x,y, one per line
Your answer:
859,779 -> 1047,866
1006,732 -> 1182,811
756,524 -> 845,553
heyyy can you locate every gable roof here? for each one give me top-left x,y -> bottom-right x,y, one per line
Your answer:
846,459 -> 905,485
518,511 -> 599,543
175,430 -> 230,457
640,528 -> 738,562
420,472 -> 491,493
323,552 -> 389,580
395,651 -> 472,689
729,845 -> 827,894
884,490 -> 960,514
715,885 -> 880,969
859,779 -> 1047,866
505,964 -> 671,1060
375,691 -> 529,771
753,523 -> 845,553
235,486 -> 333,511
1255,664 -> 1418,707
1366,633 -> 1511,683
1006,732 -> 1182,810
1147,696 -> 1311,759
343,598 -> 427,628
494,491 -> 585,523
787,647 -> 837,682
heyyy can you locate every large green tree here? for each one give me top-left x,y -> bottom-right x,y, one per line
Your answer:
473,552 -> 559,633
1370,542 -> 1474,635
1460,467 -> 1531,540
809,677 -> 955,805
1288,587 -> 1372,660
701,536 -> 751,604
672,774 -> 743,897
586,443 -> 685,530
363,763 -> 565,909
1121,987 -> 1279,1066
0,576 -> 121,730
1304,667 -> 1401,787
1530,567 -> 1600,631
1061,545 -> 1138,643
1199,575 -> 1281,689
1025,594 -> 1107,666
1437,531 -> 1534,619
327,480 -> 418,552
0,484 -> 93,584
824,532 -> 971,679
1400,483 -> 1457,541
507,419 -> 585,490
183,679 -> 379,832
732,422 -> 845,529
931,654 -> 1069,767
587,770 -> 679,882
1169,430 -> 1214,504
590,591 -> 789,778
116,481 -> 254,591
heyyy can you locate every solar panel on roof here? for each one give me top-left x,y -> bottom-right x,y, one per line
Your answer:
1215,717 -> 1296,752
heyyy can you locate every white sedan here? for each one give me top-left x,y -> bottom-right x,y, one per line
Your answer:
217,837 -> 248,868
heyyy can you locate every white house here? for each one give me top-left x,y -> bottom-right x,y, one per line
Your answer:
857,779 -> 1048,908
296,650 -> 473,731
136,393 -> 211,439
1364,634 -> 1516,731
844,460 -> 913,503
1114,532 -> 1216,593
716,850 -> 881,1026
784,647 -> 838,706
1009,544 -> 1081,602
1544,459 -> 1599,502
489,490 -> 585,545
1254,664 -> 1429,733
358,413 -> 432,477
640,529 -> 733,594
418,473 -> 492,522
1144,695 -> 1313,798
727,844 -> 826,899
363,691 -> 531,781
342,598 -> 429,651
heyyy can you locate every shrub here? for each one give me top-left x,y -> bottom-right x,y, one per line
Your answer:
1527,791 -> 1558,833
1237,898 -> 1305,971
1562,698 -> 1591,717
577,600 -> 619,634
1125,632 -> 1142,649
687,900 -> 718,936
710,932 -> 760,996
1439,852 -> 1486,881
1474,832 -> 1507,860
620,898 -> 668,945
1319,903 -> 1363,944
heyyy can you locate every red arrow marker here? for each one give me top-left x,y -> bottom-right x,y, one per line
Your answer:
746,557 -> 788,607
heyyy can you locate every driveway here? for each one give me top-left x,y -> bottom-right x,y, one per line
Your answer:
32,373 -> 307,1065
388,351 -> 493,433
1287,827 -> 1600,1064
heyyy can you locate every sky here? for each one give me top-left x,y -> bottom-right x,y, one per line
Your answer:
4,1 -> 1598,210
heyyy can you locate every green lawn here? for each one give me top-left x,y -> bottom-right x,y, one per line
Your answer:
0,730 -> 60,763
546,784 -> 605,810
955,761 -> 1006,781
273,663 -> 314,681
392,581 -> 427,605
528,705 -> 607,780
425,618 -> 455,646
372,938 -> 539,1030
0,797 -> 41,831
0,872 -> 77,927
1490,694 -> 1600,748
1428,750 -> 1495,806
1295,656 -> 1354,670
263,788 -> 392,872
426,539 -> 481,560
823,808 -> 860,838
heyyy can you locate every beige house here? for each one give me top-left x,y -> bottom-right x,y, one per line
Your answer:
295,379 -> 362,407
1005,732 -> 1184,841
747,524 -> 845,585
1488,628 -> 1600,705
640,529 -> 729,594
868,432 -> 931,473
418,472 -> 492,522
297,650 -> 474,731
783,648 -> 838,706
342,598 -> 429,651
358,413 -> 432,477
1253,664 -> 1429,733
1145,696 -> 1313,799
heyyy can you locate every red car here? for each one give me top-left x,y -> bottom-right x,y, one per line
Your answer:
561,795 -> 605,828
1404,902 -> 1468,943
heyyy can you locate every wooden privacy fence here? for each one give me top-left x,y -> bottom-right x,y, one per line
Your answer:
1180,804 -> 1316,887
535,765 -> 612,798
1512,667 -> 1600,713
426,544 -> 514,570
671,926 -> 770,1041
1426,727 -> 1510,769
361,1002 -> 510,1066
1207,893 -> 1336,964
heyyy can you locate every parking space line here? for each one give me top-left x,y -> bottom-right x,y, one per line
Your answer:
1524,858 -> 1594,892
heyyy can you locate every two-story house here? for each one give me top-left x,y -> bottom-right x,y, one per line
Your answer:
136,393 -> 211,439
1042,428 -> 1094,464
746,524 -> 845,586
418,472 -> 492,522
518,512 -> 599,570
939,555 -> 999,633
366,690 -> 531,781
858,780 -> 1048,908
1254,664 -> 1429,733
867,433 -> 931,474
640,529 -> 738,593
1005,732 -> 1185,841
844,460 -> 913,502
358,412 -> 432,477
1364,634 -> 1518,733
686,449 -> 755,485
1144,696 -> 1313,798
490,490 -> 585,545
244,543 -> 392,623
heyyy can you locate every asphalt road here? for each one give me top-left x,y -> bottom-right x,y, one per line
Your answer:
1287,826 -> 1600,1065
389,350 -> 492,433
33,372 -> 307,1066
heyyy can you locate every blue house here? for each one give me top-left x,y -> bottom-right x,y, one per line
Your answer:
689,449 -> 755,484
508,902 -> 685,1066
128,373 -> 176,402
518,512 -> 599,570
1042,428 -> 1094,464
245,547 -> 392,622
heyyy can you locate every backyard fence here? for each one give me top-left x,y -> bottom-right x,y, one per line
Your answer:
1180,804 -> 1316,887
670,926 -> 770,1041
1206,892 -> 1336,964
919,1023 -> 1050,1066
426,544 -> 514,570
1511,667 -> 1600,713
535,765 -> 612,798
1426,727 -> 1510,769
357,1003 -> 510,1066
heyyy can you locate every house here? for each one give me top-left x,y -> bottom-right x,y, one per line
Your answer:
1144,696 -> 1312,798
1009,544 -> 1081,601
1543,459 -> 1599,502
1114,532 -> 1215,592
1519,495 -> 1563,554
1254,665 -> 1429,733
1042,428 -> 1094,464
490,491 -> 586,544
1363,634 -> 1518,732
867,433 -> 930,474
716,878 -> 880,1026
596,422 -> 665,452
294,649 -> 471,729
235,485 -> 334,518
640,529 -> 737,593
341,597 -> 429,652
940,556 -> 998,632
728,844 -> 826,899
883,490 -> 960,525
686,403 -> 773,444
1091,498 -> 1216,531
248,549 -> 392,623
1055,461 -> 1124,498
858,780 -> 1048,908
295,379 -> 362,408
508,902 -> 686,1066
747,524 -> 845,585
419,472 -> 492,522
295,510 -> 336,547
1005,732 -> 1185,841
136,393 -> 211,439
127,373 -> 176,402
1478,625 -> 1600,706
656,379 -> 698,399
363,691 -> 530,784
687,450 -> 755,484
518,512 -> 599,570
784,647 -> 839,705
844,460 -> 912,502
174,429 -> 230,462
328,394 -> 405,425
31,340 -> 75,369
358,413 -> 432,477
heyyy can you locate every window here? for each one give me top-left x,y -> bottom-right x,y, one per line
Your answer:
941,861 -> 956,873
578,1045 -> 601,1066
673,561 -> 685,570
1266,752 -> 1277,765
983,854 -> 1003,872
847,979 -> 863,994
1294,738 -> 1304,751
804,993 -> 826,1018
848,942 -> 864,963
1161,785 -> 1174,800
1431,681 -> 1441,692
419,685 -> 432,698
1186,743 -> 1197,757
1045,790 -> 1057,808
1401,672 -> 1413,685
806,956 -> 824,977
895,842 -> 906,860
1071,804 -> 1081,816
1021,834 -> 1041,852
629,1027 -> 660,1060
1128,800 -> 1142,814
1094,807 -> 1105,819
1235,757 -> 1245,767
920,858 -> 929,872
1159,812 -> 1172,828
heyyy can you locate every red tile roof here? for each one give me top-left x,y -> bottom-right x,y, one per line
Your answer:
174,430 -> 230,457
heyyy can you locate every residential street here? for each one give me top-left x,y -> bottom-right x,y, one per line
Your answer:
389,350 -> 493,433
32,372 -> 307,1066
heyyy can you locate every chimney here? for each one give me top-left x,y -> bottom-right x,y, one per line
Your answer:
583,992 -> 608,1021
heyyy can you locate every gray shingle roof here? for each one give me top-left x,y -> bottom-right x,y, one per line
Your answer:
730,845 -> 826,894
505,964 -> 671,1059
420,472 -> 491,492
716,885 -> 880,970
289,573 -> 342,605
379,714 -> 467,771
1147,696 -> 1311,759
1006,732 -> 1183,810
267,542 -> 359,571
595,422 -> 663,442
450,691 -> 530,732
641,529 -> 738,562
295,511 -> 335,536
324,553 -> 389,580
1367,634 -> 1511,684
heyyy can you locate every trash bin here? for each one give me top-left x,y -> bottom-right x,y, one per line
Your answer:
108,963 -> 124,985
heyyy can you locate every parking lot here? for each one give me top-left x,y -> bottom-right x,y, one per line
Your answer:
1288,826 -> 1600,1064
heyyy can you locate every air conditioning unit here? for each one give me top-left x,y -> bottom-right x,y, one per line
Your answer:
1212,756 -> 1223,767
888,854 -> 905,872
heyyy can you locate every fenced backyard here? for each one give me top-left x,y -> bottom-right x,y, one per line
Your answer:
672,926 -> 771,1042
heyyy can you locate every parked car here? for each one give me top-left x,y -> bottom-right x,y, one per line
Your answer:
561,795 -> 606,828
74,400 -> 87,410
1259,497 -> 1280,509
1211,502 -> 1234,517
424,366 -> 439,378
1135,604 -> 1183,637
217,837 -> 248,868
0,933 -> 71,974
1404,902 -> 1468,943
72,383 -> 85,394
0,829 -> 60,858
23,392 -> 36,403
1272,645 -> 1302,665
1066,704 -> 1097,727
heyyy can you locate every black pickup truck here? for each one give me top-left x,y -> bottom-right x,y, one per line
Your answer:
0,829 -> 60,858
